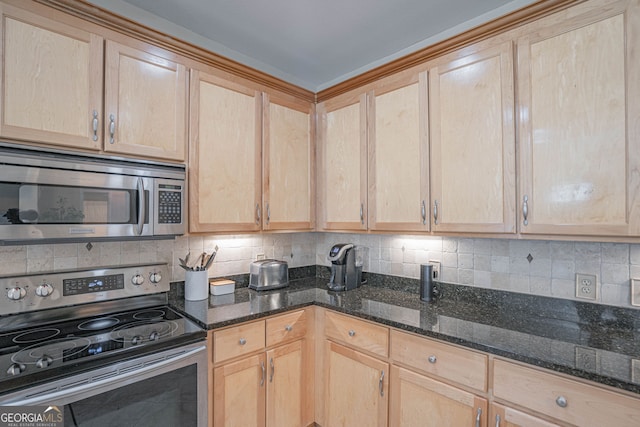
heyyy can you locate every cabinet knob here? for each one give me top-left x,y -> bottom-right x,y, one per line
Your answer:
428,355 -> 437,364
555,395 -> 568,408
239,338 -> 247,345
285,325 -> 293,332
348,330 -> 356,337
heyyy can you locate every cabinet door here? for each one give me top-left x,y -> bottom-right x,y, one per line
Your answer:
317,91 -> 368,230
429,41 -> 516,233
0,4 -> 103,150
324,341 -> 388,427
214,353 -> 266,427
490,403 -> 561,427
389,366 -> 487,427
368,71 -> 430,232
266,341 -> 304,427
189,69 -> 262,233
104,40 -> 187,161
518,0 -> 640,236
263,93 -> 314,231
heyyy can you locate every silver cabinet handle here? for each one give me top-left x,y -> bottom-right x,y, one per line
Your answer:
266,203 -> 270,225
522,195 -> 529,226
260,361 -> 265,387
556,396 -> 568,408
255,204 -> 261,225
475,407 -> 482,427
428,355 -> 437,364
269,357 -> 274,383
109,114 -> 116,144
348,330 -> 356,337
495,414 -> 501,427
285,325 -> 293,332
92,110 -> 99,141
433,200 -> 439,225
360,203 -> 364,225
379,370 -> 385,397
239,338 -> 247,345
421,200 -> 426,225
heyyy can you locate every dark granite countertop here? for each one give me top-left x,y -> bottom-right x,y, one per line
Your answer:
169,269 -> 640,395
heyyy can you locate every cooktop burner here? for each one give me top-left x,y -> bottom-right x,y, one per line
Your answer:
0,304 -> 204,394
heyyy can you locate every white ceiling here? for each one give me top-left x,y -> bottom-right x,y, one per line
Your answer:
87,0 -> 538,92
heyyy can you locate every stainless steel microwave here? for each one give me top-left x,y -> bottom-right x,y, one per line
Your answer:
0,143 -> 185,243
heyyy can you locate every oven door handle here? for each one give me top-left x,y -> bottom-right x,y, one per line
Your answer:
136,177 -> 146,236
5,345 -> 206,406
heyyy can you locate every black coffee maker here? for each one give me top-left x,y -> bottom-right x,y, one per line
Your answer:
327,243 -> 362,291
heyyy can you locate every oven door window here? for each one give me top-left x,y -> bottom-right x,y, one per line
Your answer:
0,183 -> 147,225
63,365 -> 197,427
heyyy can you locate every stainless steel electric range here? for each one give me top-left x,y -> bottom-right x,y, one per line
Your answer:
0,263 -> 207,427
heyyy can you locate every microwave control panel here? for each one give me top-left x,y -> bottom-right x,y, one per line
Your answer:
157,184 -> 182,224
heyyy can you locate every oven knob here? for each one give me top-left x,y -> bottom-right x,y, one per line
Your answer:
131,274 -> 145,286
7,363 -> 25,376
35,283 -> 54,297
149,272 -> 162,284
36,355 -> 53,369
7,287 -> 26,300
131,335 -> 143,345
149,331 -> 160,341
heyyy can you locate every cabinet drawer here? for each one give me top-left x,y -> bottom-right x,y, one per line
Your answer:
266,309 -> 307,347
493,359 -> 640,427
390,330 -> 487,391
324,311 -> 389,358
213,320 -> 265,363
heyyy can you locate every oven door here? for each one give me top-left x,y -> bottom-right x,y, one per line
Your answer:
0,342 -> 208,427
0,163 -> 153,241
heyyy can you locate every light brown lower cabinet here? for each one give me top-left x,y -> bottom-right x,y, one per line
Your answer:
213,341 -> 305,427
493,358 -> 640,427
324,341 -> 389,427
489,403 -> 561,427
389,365 -> 487,427
210,310 -> 312,427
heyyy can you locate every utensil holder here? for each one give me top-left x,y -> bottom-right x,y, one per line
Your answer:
185,270 -> 209,300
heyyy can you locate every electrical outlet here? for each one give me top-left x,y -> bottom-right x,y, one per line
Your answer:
429,260 -> 441,279
631,279 -> 640,307
256,253 -> 265,260
575,273 -> 597,300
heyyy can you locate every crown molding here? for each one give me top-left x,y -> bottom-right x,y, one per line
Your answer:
316,0 -> 583,102
34,0 -> 316,103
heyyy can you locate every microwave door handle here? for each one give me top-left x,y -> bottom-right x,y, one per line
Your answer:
136,178 -> 146,236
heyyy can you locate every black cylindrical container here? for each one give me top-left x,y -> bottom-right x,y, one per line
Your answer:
420,264 -> 434,302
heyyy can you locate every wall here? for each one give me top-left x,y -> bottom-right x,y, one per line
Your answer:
316,233 -> 640,309
2,231 -> 639,309
0,232 -> 316,283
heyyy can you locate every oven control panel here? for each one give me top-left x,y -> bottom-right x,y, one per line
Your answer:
0,263 -> 170,315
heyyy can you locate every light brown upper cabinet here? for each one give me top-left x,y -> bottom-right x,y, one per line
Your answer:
0,4 -> 103,150
190,69 -> 314,233
517,0 -> 640,236
317,91 -> 368,231
262,93 -> 315,231
429,40 -> 516,233
102,41 -> 187,161
368,71 -> 430,232
189,69 -> 262,233
0,3 -> 187,161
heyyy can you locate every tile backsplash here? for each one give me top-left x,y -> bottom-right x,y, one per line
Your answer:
2,232 -> 639,309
